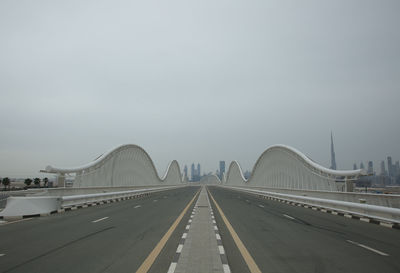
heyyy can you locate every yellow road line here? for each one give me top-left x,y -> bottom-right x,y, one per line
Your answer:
208,187 -> 262,273
135,188 -> 200,273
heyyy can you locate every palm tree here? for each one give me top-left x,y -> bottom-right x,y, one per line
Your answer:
43,177 -> 49,187
2,177 -> 10,190
24,178 -> 33,187
33,177 -> 41,188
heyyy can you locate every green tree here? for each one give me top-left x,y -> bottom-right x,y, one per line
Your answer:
2,177 -> 10,190
24,178 -> 33,187
33,177 -> 41,188
43,177 -> 49,187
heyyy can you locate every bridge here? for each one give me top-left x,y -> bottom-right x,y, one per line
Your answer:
1,144 -> 400,273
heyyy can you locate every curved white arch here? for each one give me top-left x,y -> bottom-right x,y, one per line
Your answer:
225,144 -> 367,191
43,144 -> 184,187
199,174 -> 222,185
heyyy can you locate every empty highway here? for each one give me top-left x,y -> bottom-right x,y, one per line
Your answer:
1,185 -> 399,273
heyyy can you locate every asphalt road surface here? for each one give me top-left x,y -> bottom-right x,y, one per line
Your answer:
208,186 -> 400,273
1,185 -> 399,273
0,186 -> 199,273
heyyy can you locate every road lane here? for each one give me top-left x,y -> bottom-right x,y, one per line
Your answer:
0,186 -> 200,273
208,186 -> 400,273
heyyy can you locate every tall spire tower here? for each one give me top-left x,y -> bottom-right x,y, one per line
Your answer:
330,132 -> 337,170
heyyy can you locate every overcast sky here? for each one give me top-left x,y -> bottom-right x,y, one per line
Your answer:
1,0 -> 399,178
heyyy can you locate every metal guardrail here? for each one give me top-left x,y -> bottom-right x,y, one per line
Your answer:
224,186 -> 400,224
0,186 -> 182,218
229,186 -> 400,208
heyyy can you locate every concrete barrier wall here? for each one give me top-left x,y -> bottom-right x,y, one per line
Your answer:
0,196 -> 61,219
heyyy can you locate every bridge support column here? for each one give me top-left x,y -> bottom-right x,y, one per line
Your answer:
345,178 -> 354,192
57,173 -> 65,188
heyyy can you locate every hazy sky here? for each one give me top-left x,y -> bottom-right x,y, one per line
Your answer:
1,0 -> 399,178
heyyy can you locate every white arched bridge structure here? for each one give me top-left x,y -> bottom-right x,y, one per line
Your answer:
41,143 -> 366,192
224,144 -> 366,192
42,144 -> 184,188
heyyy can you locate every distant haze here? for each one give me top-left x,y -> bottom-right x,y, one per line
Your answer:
1,0 -> 399,178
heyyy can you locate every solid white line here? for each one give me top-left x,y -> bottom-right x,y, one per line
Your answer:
0,218 -> 33,226
218,245 -> 225,254
92,217 -> 109,223
223,264 -> 231,273
216,233 -> 221,240
182,233 -> 187,239
258,204 -> 265,208
346,240 -> 389,256
167,262 -> 177,273
283,214 -> 295,220
176,244 -> 184,253
134,205 -> 141,209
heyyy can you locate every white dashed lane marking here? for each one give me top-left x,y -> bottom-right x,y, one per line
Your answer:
258,204 -> 265,208
92,217 -> 109,223
134,205 -> 141,209
0,254 -> 5,257
346,240 -> 389,256
283,214 -> 295,220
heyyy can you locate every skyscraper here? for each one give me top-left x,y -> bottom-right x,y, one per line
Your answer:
367,161 -> 373,175
219,161 -> 225,180
330,132 -> 337,170
183,165 -> 188,180
353,163 -> 358,170
191,163 -> 195,181
395,161 -> 400,176
388,156 -> 393,177
360,162 -> 365,169
197,163 -> 201,177
380,161 -> 386,176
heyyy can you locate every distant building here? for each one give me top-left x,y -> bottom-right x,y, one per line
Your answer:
219,161 -> 225,180
189,163 -> 202,182
191,163 -> 195,181
360,162 -> 365,169
330,132 -> 337,170
353,163 -> 357,170
183,165 -> 188,180
388,156 -> 393,177
380,160 -> 386,176
367,161 -> 374,175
